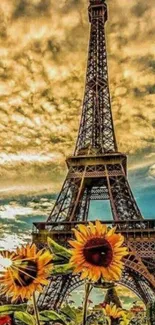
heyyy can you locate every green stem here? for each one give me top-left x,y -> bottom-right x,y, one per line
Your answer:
82,282 -> 92,325
32,292 -> 40,325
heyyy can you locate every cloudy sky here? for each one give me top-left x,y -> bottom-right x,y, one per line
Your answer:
0,0 -> 154,244
0,0 -> 154,195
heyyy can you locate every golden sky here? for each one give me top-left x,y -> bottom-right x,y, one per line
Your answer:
0,0 -> 155,196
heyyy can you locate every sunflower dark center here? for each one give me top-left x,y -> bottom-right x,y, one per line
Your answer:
15,260 -> 38,287
83,238 -> 113,267
111,317 -> 120,324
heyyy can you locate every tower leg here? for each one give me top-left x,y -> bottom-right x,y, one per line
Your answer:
38,268 -> 154,310
147,301 -> 155,325
108,173 -> 142,221
38,274 -> 83,310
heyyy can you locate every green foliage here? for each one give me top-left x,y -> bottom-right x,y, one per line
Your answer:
0,303 -> 68,325
14,308 -> 68,325
52,263 -> 73,275
40,310 -> 67,324
61,305 -> 83,325
47,237 -> 73,276
47,237 -> 72,262
61,304 -> 77,321
0,304 -> 27,315
14,311 -> 35,325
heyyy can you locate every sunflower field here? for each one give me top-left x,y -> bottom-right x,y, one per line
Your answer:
0,221 -> 134,325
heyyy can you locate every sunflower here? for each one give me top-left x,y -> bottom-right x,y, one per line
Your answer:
0,244 -> 53,302
104,304 -> 124,319
69,220 -> 128,282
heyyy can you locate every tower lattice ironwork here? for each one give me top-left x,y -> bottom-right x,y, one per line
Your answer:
32,0 -> 155,318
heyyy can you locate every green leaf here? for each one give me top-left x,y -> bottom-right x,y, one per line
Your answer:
61,305 -> 77,321
52,264 -> 73,275
40,310 -> 67,324
61,305 -> 83,324
47,237 -> 72,261
38,314 -> 49,322
0,304 -> 27,314
106,316 -> 111,325
14,311 -> 35,325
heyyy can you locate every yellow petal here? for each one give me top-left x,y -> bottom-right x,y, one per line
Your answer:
95,220 -> 102,235
88,222 -> 96,235
72,229 -> 86,242
38,251 -> 52,268
78,224 -> 90,236
29,243 -> 37,257
80,269 -> 89,279
106,227 -> 116,238
68,240 -> 83,249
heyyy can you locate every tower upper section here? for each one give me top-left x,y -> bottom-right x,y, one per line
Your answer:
74,0 -> 117,156
88,0 -> 107,23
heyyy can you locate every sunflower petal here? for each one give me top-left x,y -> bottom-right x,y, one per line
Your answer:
69,222 -> 128,283
0,244 -> 53,301
68,240 -> 83,249
72,229 -> 86,242
78,224 -> 90,236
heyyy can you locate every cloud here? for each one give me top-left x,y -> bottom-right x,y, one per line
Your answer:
148,164 -> 155,178
0,195 -> 56,249
0,233 -> 29,251
13,0 -> 51,19
0,0 -> 154,195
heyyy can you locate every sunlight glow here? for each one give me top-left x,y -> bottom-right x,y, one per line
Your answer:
0,255 -> 12,272
0,152 -> 59,165
0,204 -> 33,220
0,233 -> 30,252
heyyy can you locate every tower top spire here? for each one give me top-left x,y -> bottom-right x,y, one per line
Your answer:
89,0 -> 107,22
75,0 -> 115,155
89,0 -> 106,3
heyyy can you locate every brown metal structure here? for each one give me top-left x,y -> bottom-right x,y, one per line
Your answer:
32,0 -> 155,316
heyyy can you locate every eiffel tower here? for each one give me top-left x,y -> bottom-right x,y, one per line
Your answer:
33,0 -> 155,318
